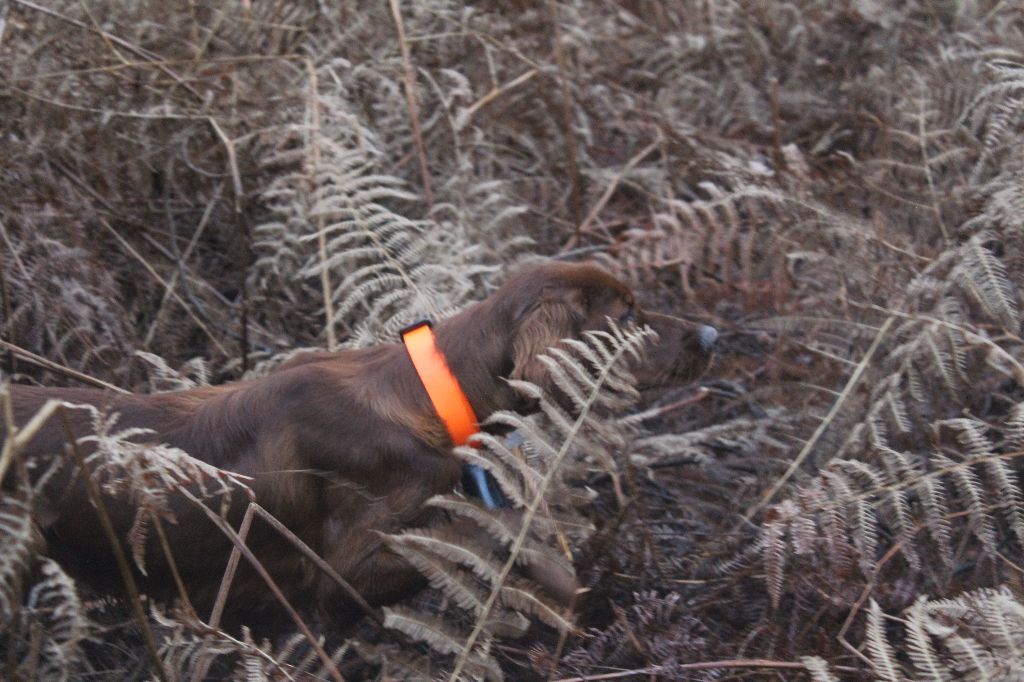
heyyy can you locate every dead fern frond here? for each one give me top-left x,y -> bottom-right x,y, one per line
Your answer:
1,556 -> 91,682
0,489 -> 37,621
866,600 -> 904,682
954,231 -> 1018,330
66,404 -> 251,573
801,655 -> 841,682
23,559 -> 90,679
377,322 -> 651,677
383,606 -> 503,682
387,527 -> 502,587
135,351 -> 211,393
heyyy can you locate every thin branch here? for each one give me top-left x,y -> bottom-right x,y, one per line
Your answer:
206,502 -> 254,631
6,53 -> 304,84
207,117 -> 243,213
388,0 -> 434,206
546,588 -> 581,680
144,182 -> 224,349
176,486 -> 346,682
456,67 -> 539,129
12,0 -> 202,100
306,58 -> 338,350
562,138 -> 661,251
0,229 -> 17,375
57,408 -> 169,682
550,658 -> 862,681
98,219 -> 230,357
915,81 -> 950,241
547,0 -> 583,229
836,541 -> 903,668
743,315 -> 895,521
250,503 -> 384,626
0,340 -> 128,393
151,509 -> 199,622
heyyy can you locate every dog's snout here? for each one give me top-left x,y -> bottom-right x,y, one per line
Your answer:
697,325 -> 718,351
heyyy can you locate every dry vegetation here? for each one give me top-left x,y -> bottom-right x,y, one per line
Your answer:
3,0 -> 1024,679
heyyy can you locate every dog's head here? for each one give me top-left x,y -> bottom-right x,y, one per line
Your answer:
503,262 -> 717,393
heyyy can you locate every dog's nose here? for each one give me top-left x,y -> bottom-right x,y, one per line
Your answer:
698,325 -> 718,351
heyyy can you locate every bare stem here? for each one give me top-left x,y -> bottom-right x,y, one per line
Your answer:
389,0 -> 434,206
548,0 -> 583,229
306,58 -> 338,350
207,502 -> 255,630
743,315 -> 895,521
251,503 -> 384,626
177,486 -> 346,682
57,408 -> 169,682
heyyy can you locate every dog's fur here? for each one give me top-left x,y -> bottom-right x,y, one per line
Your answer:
3,262 -> 715,628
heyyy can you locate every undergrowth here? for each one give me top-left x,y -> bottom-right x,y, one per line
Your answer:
3,0 -> 1024,679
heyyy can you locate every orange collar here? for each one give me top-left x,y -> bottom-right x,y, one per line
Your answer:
401,320 -> 479,446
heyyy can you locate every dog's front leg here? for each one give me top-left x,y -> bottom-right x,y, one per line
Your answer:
314,523 -> 429,626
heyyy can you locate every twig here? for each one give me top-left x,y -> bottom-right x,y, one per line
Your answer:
192,502 -> 257,682
98,219 -> 230,357
550,658 -> 861,681
12,0 -> 202,100
186,615 -> 298,682
561,138 -> 661,252
547,0 -> 583,229
456,68 -> 539,129
770,77 -> 786,172
236,211 -> 252,374
915,80 -> 950,241
0,231 -> 17,375
0,220 -> 29,281
250,503 -> 384,626
306,58 -> 338,350
546,588 -> 581,680
225,59 -> 253,373
388,0 -> 434,206
150,510 -> 199,622
176,486 -> 346,682
6,84 -> 200,119
836,541 -> 902,668
0,396 -> 61,492
57,408 -> 169,682
623,386 -> 710,423
206,500 -> 384,627
8,53 -> 306,84
207,117 -> 243,213
77,0 -> 131,67
206,502 -> 255,630
144,182 -> 224,349
743,315 -> 895,521
0,339 -> 128,393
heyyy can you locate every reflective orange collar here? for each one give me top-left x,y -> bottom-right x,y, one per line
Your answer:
401,320 -> 479,446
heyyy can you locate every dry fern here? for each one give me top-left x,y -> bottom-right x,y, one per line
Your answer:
68,404 -> 251,574
806,587 -> 1024,681
379,322 -> 653,679
4,0 -> 1024,678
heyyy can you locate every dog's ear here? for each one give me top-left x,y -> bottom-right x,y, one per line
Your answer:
510,286 -> 586,387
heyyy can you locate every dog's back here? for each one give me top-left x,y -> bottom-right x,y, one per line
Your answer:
1,360 -> 463,629
4,380 -> 328,623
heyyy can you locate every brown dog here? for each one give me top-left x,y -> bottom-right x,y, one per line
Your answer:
3,261 -> 716,629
